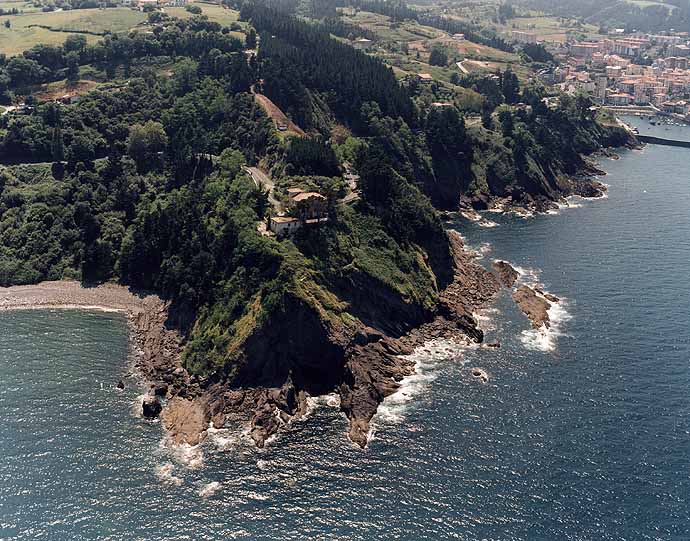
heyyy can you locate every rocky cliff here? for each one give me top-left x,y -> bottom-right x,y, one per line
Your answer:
145,227 -> 504,449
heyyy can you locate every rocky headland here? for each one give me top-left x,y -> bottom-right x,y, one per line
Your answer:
0,228 -> 514,451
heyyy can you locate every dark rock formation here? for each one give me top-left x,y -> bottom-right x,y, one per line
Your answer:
492,260 -> 519,288
471,368 -> 489,382
571,179 -> 606,198
142,394 -> 162,418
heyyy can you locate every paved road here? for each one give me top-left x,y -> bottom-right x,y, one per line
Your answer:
245,166 -> 282,212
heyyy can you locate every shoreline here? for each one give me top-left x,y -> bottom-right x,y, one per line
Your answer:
0,280 -> 187,420
0,231 -> 504,452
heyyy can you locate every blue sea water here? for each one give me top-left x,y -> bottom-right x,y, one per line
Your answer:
1,136 -> 689,540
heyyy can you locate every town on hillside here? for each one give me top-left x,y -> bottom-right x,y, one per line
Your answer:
533,32 -> 690,121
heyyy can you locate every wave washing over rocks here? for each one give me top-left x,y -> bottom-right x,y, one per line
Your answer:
489,261 -> 572,352
373,338 -> 471,428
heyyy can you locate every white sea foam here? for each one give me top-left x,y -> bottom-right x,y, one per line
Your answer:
486,202 -> 506,213
473,307 -> 500,333
477,219 -> 499,228
131,393 -> 148,419
519,297 -> 572,353
512,265 -> 540,286
510,208 -> 535,219
208,430 -> 246,453
474,242 -> 492,258
155,462 -> 183,486
162,441 -> 205,470
198,481 -> 221,498
373,338 -> 471,426
460,210 -> 481,222
305,393 -> 341,416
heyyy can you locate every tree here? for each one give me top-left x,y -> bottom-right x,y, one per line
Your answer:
5,57 -> 42,87
51,127 -> 65,162
429,45 -> 448,67
67,133 -> 96,165
63,34 -> 87,54
246,28 -> 257,49
501,69 -> 520,104
126,121 -> 168,170
218,148 -> 245,178
65,52 -> 79,83
172,58 -> 198,95
498,109 -> 514,137
481,105 -> 493,129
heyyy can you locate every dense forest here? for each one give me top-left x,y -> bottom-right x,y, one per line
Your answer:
0,3 -> 629,388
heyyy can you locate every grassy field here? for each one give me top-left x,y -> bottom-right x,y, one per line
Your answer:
165,3 -> 241,26
500,15 -> 599,43
0,2 -> 244,56
340,10 -> 446,42
0,7 -> 146,55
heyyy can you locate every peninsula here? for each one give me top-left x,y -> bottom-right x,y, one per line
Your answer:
0,0 -> 635,448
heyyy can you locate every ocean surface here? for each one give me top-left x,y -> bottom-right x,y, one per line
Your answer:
1,129 -> 689,540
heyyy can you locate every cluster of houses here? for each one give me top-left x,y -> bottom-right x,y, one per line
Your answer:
268,189 -> 329,237
537,32 -> 690,119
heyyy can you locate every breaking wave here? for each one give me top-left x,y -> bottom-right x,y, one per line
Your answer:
155,462 -> 184,486
477,219 -> 499,228
198,481 -> 222,498
373,339 -> 471,426
160,440 -> 205,470
519,298 -> 573,353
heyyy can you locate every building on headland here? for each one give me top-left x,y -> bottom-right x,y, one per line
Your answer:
269,216 -> 301,237
269,190 -> 329,237
291,191 -> 328,221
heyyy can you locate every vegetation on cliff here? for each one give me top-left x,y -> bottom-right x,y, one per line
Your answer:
0,3 -> 630,393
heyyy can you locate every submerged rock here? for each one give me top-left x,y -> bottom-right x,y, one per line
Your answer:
116,380 -> 125,390
471,368 -> 489,383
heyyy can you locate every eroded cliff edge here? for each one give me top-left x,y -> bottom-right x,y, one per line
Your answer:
137,229 -> 502,449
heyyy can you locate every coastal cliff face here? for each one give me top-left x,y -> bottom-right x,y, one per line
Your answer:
142,225 -> 501,449
423,112 -> 635,213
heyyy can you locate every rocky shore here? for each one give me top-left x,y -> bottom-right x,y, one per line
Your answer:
0,234 -> 517,451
